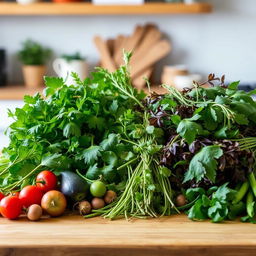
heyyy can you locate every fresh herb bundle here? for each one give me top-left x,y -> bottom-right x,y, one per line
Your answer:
1,54 -> 256,223
146,75 -> 256,222
0,55 -> 144,194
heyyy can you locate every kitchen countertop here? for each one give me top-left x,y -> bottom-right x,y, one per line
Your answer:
1,214 -> 256,256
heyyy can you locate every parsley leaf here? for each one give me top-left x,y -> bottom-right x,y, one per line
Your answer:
81,146 -> 101,165
184,145 -> 223,183
44,77 -> 65,97
63,122 -> 81,138
100,134 -> 119,151
177,116 -> 205,144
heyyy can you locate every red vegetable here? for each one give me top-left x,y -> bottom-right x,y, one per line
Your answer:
9,191 -> 19,197
19,185 -> 43,208
36,170 -> 58,193
0,196 -> 22,219
0,192 -> 5,201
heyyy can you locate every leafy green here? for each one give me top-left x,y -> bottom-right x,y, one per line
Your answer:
177,115 -> 208,144
187,183 -> 236,222
1,55 -> 144,193
184,145 -> 223,183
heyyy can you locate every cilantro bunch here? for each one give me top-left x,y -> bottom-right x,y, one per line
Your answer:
0,60 -> 144,193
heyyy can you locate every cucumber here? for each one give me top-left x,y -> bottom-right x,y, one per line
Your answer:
60,171 -> 89,202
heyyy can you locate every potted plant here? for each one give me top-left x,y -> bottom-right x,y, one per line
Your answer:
53,52 -> 88,85
18,39 -> 52,88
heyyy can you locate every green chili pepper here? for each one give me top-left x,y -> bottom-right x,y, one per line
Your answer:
248,172 -> 256,198
246,191 -> 255,218
232,181 -> 249,204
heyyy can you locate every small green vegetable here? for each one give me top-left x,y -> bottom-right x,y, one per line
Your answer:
90,181 -> 106,198
246,191 -> 255,218
232,181 -> 249,204
248,172 -> 256,198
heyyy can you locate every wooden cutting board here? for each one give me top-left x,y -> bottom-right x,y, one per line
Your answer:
0,214 -> 255,256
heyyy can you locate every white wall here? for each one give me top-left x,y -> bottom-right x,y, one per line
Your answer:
0,0 -> 256,84
0,100 -> 23,148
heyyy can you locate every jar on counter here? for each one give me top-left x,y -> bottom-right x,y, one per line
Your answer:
0,49 -> 7,87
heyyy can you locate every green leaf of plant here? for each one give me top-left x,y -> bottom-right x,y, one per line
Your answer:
187,198 -> 208,220
234,113 -> 249,125
23,95 -> 37,104
186,187 -> 206,202
202,194 -> 211,207
101,165 -> 116,183
147,184 -> 156,191
248,89 -> 256,96
101,151 -> 118,167
63,122 -> 81,138
100,134 -> 119,150
86,163 -> 101,180
215,95 -> 231,105
88,116 -> 105,131
184,145 -> 223,183
41,153 -> 62,168
81,146 -> 101,165
214,126 -> 228,139
208,201 -> 228,223
212,183 -> 235,203
170,115 -> 181,125
159,166 -> 172,177
210,108 -> 218,121
109,100 -> 118,113
10,163 -> 36,178
228,81 -> 240,90
146,125 -> 155,134
44,76 -> 65,96
177,119 -> 204,144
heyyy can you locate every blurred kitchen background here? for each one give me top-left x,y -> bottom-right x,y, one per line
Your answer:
0,0 -> 256,148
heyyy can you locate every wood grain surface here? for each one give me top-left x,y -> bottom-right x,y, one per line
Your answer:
0,85 -> 45,100
0,214 -> 256,256
0,3 -> 213,16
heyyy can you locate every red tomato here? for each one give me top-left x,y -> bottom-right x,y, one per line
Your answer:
0,196 -> 22,219
9,192 -> 19,197
36,170 -> 57,193
19,186 -> 43,208
0,192 -> 5,201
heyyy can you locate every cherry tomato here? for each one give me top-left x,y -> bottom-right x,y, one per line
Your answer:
9,191 -> 19,197
0,192 -> 5,201
19,185 -> 43,208
90,181 -> 106,197
0,196 -> 22,219
36,170 -> 57,193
